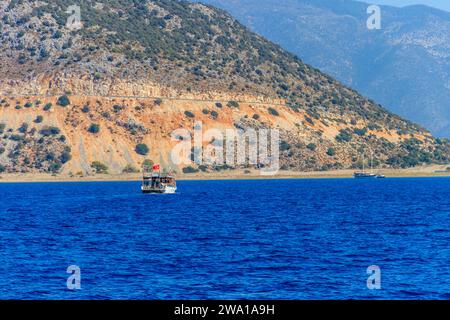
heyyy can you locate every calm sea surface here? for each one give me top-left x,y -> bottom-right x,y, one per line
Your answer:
0,178 -> 449,299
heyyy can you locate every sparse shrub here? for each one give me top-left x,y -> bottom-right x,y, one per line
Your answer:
113,105 -> 125,113
367,123 -> 381,131
304,116 -> 314,125
0,123 -> 5,134
143,159 -> 154,167
307,143 -> 317,151
154,98 -> 163,106
0,147 -> 5,155
122,164 -> 139,173
9,134 -> 23,141
39,126 -> 60,136
202,109 -> 210,115
46,152 -> 55,161
280,141 -> 291,151
184,111 -> 195,118
354,127 -> 368,136
24,102 -> 33,108
88,124 -> 100,134
268,107 -> 279,116
43,103 -> 52,111
91,161 -> 109,174
49,163 -> 62,173
18,123 -> 28,134
34,115 -> 44,123
182,166 -> 199,174
101,111 -> 111,119
82,105 -> 90,113
210,110 -> 219,120
227,101 -> 239,108
252,114 -> 260,120
60,151 -> 72,164
215,102 -> 223,108
57,95 -> 70,107
0,164 -> 5,173
135,143 -> 149,156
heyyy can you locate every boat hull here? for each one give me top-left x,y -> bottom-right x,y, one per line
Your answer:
354,173 -> 385,179
142,186 -> 177,194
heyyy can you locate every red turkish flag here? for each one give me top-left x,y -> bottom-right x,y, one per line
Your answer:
152,164 -> 160,171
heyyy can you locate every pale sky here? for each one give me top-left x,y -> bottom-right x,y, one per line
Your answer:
369,0 -> 450,12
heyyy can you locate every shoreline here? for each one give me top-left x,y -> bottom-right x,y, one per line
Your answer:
1,166 -> 450,183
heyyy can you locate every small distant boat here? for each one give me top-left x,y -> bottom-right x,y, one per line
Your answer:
141,164 -> 177,194
354,172 -> 385,179
353,151 -> 385,179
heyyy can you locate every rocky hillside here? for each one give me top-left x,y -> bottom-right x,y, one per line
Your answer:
0,0 -> 448,175
200,0 -> 450,138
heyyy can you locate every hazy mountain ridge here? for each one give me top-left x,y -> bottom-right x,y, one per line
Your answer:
0,0 -> 448,175
200,0 -> 450,137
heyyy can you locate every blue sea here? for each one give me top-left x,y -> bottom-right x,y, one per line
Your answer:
0,178 -> 449,300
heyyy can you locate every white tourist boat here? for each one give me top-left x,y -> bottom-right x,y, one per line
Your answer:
141,164 -> 177,194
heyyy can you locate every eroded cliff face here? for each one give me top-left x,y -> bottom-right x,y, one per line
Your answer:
0,77 -> 437,175
0,0 -> 448,175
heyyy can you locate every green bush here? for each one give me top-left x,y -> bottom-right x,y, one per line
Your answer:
88,124 -> 100,134
215,102 -> 223,108
34,115 -> 44,123
154,98 -> 163,106
327,148 -> 336,156
82,105 -> 90,113
24,102 -> 33,108
57,95 -> 70,107
353,127 -> 368,136
335,129 -> 353,143
202,109 -> 210,115
49,163 -> 62,173
0,147 -> 5,155
307,143 -> 317,151
0,123 -> 6,134
135,143 -> 149,156
252,114 -> 260,120
0,164 -> 5,173
43,103 -> 52,111
91,161 -> 109,174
